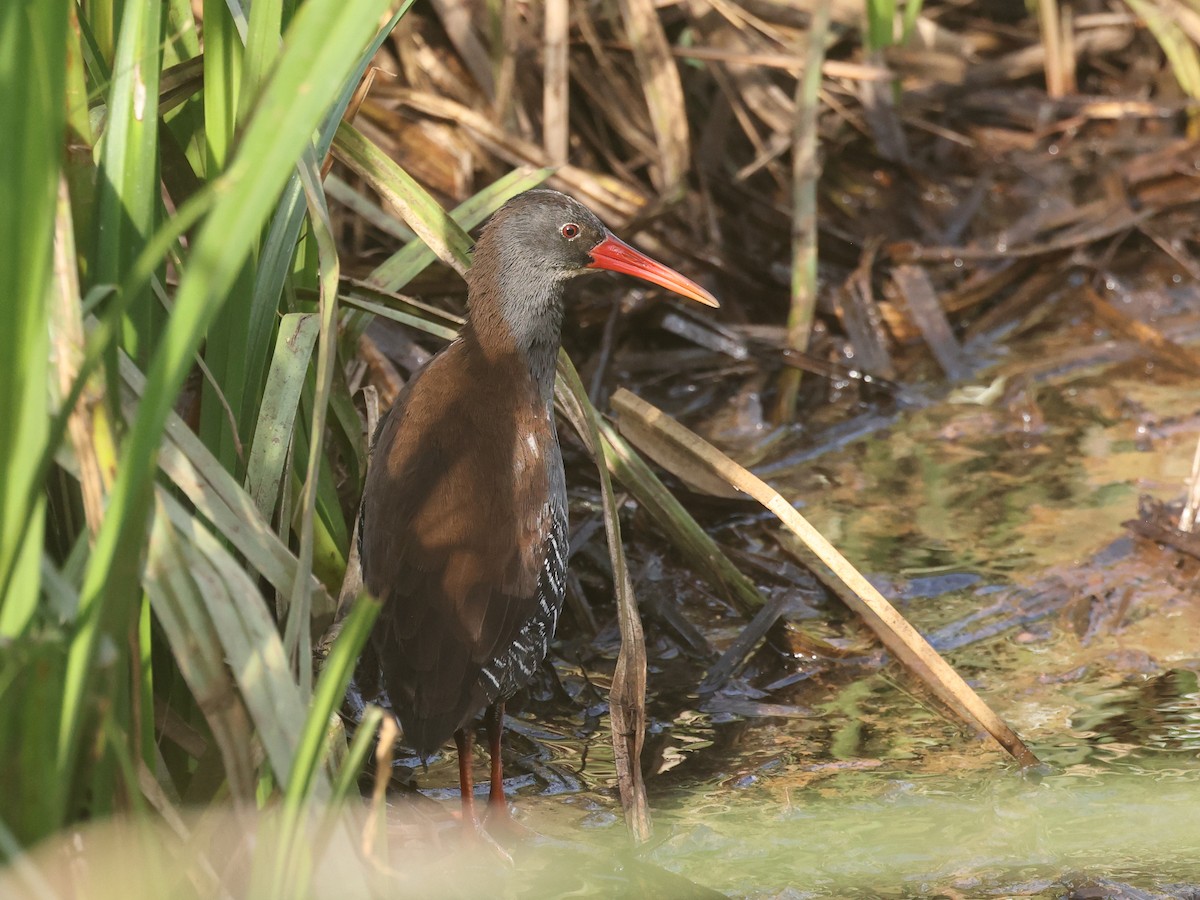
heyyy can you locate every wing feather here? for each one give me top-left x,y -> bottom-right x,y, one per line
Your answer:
358,342 -> 565,757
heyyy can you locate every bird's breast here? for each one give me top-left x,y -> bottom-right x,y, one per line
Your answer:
363,341 -> 563,608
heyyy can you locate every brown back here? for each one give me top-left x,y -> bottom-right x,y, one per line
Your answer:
359,337 -> 558,755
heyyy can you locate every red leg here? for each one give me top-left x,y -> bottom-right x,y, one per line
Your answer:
454,727 -> 478,830
485,702 -> 507,815
483,704 -> 533,841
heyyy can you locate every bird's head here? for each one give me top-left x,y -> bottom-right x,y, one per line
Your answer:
470,189 -> 719,311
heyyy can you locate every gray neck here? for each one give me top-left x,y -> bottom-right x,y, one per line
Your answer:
521,327 -> 563,406
466,268 -> 566,406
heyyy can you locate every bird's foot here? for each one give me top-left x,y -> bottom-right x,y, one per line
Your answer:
484,799 -> 536,844
455,811 -> 514,862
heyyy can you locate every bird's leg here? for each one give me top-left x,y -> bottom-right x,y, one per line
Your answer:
484,703 -> 534,842
453,727 -> 479,830
485,702 -> 507,816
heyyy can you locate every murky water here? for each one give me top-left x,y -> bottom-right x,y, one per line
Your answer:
328,304 -> 1200,899
455,342 -> 1200,897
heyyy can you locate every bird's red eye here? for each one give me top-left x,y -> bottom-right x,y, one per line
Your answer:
561,223 -> 580,240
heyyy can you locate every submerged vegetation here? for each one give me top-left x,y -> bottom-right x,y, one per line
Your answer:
3,0 -> 1199,895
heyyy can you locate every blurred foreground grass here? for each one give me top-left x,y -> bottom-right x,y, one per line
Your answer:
4,769 -> 1200,897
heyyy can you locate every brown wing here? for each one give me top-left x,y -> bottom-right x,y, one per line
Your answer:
359,341 -> 558,756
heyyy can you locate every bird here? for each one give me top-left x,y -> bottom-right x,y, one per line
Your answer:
357,188 -> 719,831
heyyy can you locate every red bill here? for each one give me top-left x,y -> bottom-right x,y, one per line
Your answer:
588,233 -> 720,308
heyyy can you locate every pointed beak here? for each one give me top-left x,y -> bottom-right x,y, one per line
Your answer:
588,233 -> 720,308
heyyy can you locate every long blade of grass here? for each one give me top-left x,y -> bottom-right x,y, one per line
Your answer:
90,0 -> 167,781
270,592 -> 380,895
203,0 -> 241,176
246,313 -> 321,521
93,0 -> 163,367
285,594 -> 379,812
341,291 -> 461,341
63,4 -> 96,247
330,705 -> 383,804
611,388 -> 1042,768
283,152 -> 343,694
197,0 -> 252,473
241,0 -> 282,107
0,0 -> 68,633
144,499 -> 259,801
555,356 -> 651,842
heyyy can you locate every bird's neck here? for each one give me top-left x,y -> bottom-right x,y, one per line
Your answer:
463,267 -> 565,406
